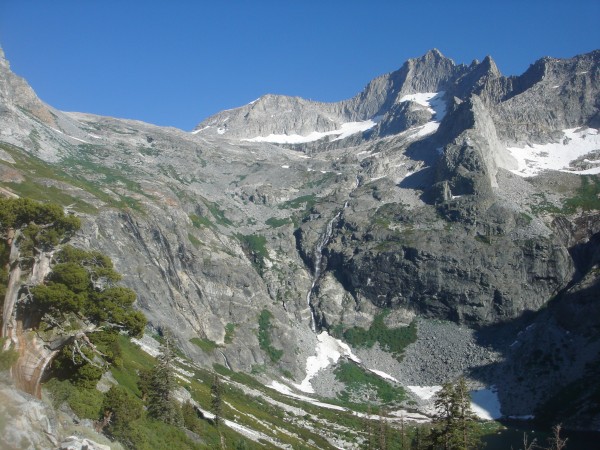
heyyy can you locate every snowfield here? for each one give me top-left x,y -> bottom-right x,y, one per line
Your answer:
269,381 -> 345,410
242,120 -> 377,144
407,385 -> 442,401
294,331 -> 361,393
398,91 -> 447,138
508,128 -> 600,176
408,385 -> 502,420
399,91 -> 447,120
131,334 -> 161,357
470,387 -> 502,420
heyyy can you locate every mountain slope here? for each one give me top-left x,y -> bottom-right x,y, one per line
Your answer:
1,46 -> 599,434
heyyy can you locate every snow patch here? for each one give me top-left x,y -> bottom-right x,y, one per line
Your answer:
131,334 -> 161,357
192,126 -> 210,134
394,92 -> 447,138
242,120 -> 376,144
410,385 -> 502,420
416,121 -> 441,137
47,126 -> 90,144
281,165 -> 290,169
470,387 -> 502,420
407,385 -> 442,401
294,332 -> 361,393
269,381 -> 345,410
225,420 -> 261,440
388,409 -> 431,423
367,369 -> 399,383
508,128 -> 600,176
399,91 -> 447,120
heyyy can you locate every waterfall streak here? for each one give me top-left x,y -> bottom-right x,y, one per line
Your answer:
306,212 -> 341,331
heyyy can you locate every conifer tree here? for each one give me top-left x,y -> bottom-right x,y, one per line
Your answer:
430,377 -> 479,450
378,408 -> 388,450
147,330 -> 181,425
100,385 -> 143,440
211,373 -> 223,427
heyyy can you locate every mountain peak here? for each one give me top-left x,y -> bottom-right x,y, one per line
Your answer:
411,48 -> 453,67
480,55 -> 500,76
424,48 -> 445,59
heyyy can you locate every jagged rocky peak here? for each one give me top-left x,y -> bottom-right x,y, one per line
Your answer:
192,48 -> 599,147
394,48 -> 460,95
493,50 -> 600,143
468,55 -> 502,83
192,49 -> 463,140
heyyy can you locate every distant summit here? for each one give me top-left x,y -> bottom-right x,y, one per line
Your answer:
193,49 -> 600,147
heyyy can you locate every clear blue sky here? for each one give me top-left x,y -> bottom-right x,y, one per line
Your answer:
1,1 -> 598,131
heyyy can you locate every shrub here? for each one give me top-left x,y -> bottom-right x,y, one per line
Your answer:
0,338 -> 18,371
190,337 -> 219,352
258,309 -> 283,362
342,314 -> 417,359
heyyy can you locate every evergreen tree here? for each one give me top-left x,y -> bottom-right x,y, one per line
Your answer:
100,385 -> 143,440
364,402 -> 374,450
399,414 -> 407,450
378,409 -> 388,450
147,330 -> 182,425
429,377 -> 480,450
181,401 -> 203,435
211,373 -> 223,427
137,368 -> 152,402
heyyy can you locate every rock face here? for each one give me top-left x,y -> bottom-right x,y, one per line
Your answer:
1,46 -> 599,426
325,211 -> 573,325
0,377 -> 118,450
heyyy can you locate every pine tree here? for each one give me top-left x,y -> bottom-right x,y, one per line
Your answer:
211,374 -> 223,427
147,330 -> 182,425
100,385 -> 143,440
399,414 -> 407,450
430,377 -> 480,450
378,408 -> 388,450
453,378 -> 479,450
364,402 -> 374,450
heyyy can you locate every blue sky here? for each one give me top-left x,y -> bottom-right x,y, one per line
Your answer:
1,1 -> 598,131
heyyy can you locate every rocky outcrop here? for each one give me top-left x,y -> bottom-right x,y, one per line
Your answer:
431,95 -> 516,200
492,51 -> 600,143
0,48 -> 58,128
0,377 -> 120,449
323,202 -> 574,326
